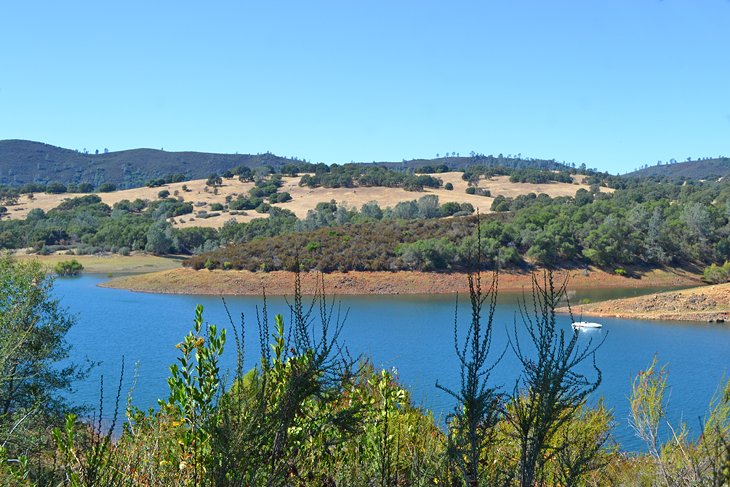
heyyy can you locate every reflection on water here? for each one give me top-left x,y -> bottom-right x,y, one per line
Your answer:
55,276 -> 729,451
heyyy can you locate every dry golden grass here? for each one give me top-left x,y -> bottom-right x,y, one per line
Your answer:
11,251 -> 184,274
4,172 -> 610,229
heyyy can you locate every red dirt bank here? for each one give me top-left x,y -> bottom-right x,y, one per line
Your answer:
101,267 -> 701,296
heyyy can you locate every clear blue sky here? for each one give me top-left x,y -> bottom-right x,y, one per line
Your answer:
1,1 -> 728,173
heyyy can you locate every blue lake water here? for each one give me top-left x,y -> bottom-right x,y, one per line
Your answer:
55,275 -> 730,451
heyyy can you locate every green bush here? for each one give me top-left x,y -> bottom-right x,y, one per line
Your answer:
97,182 -> 117,192
54,259 -> 84,276
614,268 -> 627,277
703,263 -> 729,284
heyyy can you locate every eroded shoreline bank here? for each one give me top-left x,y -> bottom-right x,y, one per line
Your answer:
100,267 -> 702,297
560,282 -> 730,322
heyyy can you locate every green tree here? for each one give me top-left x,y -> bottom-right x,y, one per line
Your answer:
145,220 -> 175,254
0,256 -> 87,460
97,182 -> 117,193
54,259 -> 84,276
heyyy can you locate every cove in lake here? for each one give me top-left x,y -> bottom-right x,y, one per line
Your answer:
56,275 -> 730,452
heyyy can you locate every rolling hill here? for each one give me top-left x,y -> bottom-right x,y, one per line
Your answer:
627,157 -> 730,179
0,140 -> 584,189
0,140 -> 299,189
3,172 -> 602,229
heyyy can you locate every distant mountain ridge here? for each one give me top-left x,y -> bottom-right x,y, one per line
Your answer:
627,157 -> 730,179
0,140 -> 298,188
0,140 -> 586,189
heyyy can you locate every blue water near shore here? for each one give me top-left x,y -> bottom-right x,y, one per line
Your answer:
55,275 -> 730,451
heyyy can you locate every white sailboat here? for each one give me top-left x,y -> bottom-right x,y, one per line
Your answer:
572,321 -> 603,329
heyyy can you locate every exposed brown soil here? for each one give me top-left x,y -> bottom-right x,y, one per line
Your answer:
560,282 -> 730,322
100,267 -> 701,296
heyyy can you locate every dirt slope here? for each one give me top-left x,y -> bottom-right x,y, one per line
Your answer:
560,282 -> 730,322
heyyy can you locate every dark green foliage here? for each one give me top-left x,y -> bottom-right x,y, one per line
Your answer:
175,227 -> 219,253
188,217 -> 478,272
97,182 -> 117,192
418,163 -> 450,173
628,156 -> 730,179
398,238 -> 458,270
54,259 -> 84,276
76,182 -> 95,193
206,174 -> 222,187
509,168 -> 573,184
45,182 -> 67,194
146,173 -> 188,187
218,208 -> 298,244
0,140 -> 300,189
268,191 -> 291,203
145,220 -> 176,254
439,201 -> 463,217
703,262 -> 730,284
19,182 -> 46,194
157,189 -> 170,199
299,164 -> 443,191
0,256 -> 88,468
228,195 -> 262,210
466,187 -> 490,197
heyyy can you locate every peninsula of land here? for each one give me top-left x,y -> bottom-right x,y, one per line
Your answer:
560,282 -> 730,323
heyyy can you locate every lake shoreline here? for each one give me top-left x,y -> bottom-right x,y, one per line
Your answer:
560,282 -> 730,323
99,266 -> 703,296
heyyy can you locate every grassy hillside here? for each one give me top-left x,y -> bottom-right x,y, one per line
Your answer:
2,172 -> 598,229
0,139 -> 298,188
627,157 -> 730,179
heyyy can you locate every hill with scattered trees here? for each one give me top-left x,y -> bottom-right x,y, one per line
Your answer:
627,156 -> 730,179
0,140 -> 595,190
0,139 -> 300,189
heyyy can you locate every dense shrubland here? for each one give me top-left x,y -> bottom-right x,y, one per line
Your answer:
189,214 -> 481,272
0,254 -> 728,486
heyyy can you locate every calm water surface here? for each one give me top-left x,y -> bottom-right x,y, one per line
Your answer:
55,275 -> 730,451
